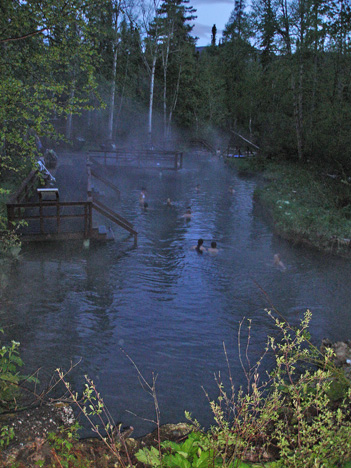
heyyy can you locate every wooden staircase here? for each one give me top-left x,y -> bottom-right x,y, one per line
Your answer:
91,198 -> 137,244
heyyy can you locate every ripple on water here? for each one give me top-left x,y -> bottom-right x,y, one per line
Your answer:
3,154 -> 351,436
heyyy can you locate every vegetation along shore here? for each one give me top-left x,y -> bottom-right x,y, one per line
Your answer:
227,157 -> 351,257
2,312 -> 351,467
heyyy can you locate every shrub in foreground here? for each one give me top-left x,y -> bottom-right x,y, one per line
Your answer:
137,311 -> 351,468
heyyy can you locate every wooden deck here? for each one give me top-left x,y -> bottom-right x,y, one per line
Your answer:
6,156 -> 138,244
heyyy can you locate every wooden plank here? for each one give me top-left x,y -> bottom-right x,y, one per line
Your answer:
20,232 -> 89,242
8,201 -> 90,208
19,214 -> 86,220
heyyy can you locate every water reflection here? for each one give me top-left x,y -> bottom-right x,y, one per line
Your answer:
1,153 -> 351,436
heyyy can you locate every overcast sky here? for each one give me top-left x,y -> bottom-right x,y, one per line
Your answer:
191,0 -> 234,47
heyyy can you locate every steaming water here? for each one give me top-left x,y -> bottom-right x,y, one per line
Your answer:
2,152 -> 351,436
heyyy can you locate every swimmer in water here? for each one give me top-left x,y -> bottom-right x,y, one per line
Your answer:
143,202 -> 148,211
182,207 -> 192,219
228,186 -> 235,194
274,253 -> 286,271
192,238 -> 206,253
166,198 -> 172,207
195,183 -> 201,192
208,241 -> 219,255
139,187 -> 147,204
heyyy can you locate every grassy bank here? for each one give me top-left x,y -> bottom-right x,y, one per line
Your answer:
227,157 -> 351,256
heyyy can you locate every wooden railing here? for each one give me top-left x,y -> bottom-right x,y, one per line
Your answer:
8,170 -> 40,204
87,161 -> 137,243
92,199 -> 137,244
90,168 -> 121,199
88,148 -> 183,170
189,138 -> 216,154
6,199 -> 93,239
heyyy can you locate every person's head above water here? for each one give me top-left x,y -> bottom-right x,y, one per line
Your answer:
144,202 -> 148,209
195,238 -> 205,253
211,241 -> 217,249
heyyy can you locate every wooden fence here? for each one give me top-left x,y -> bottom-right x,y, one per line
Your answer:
88,148 -> 183,170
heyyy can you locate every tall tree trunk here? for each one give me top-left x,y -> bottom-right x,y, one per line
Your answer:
108,45 -> 118,141
163,61 -> 167,139
148,54 -> 157,146
167,63 -> 181,138
292,66 -> 304,161
162,31 -> 171,140
66,80 -> 76,140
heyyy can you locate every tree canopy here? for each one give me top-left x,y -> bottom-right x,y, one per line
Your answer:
1,0 -> 351,186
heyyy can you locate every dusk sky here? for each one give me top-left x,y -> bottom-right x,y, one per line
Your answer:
191,0 -> 234,46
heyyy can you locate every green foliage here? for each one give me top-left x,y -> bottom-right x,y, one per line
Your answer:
0,328 -> 39,411
0,424 -> 15,449
251,160 -> 351,252
0,0 -> 99,181
56,372 -> 133,468
136,431 -> 251,468
46,422 -> 89,468
137,311 -> 351,468
198,311 -> 351,468
0,332 -> 24,407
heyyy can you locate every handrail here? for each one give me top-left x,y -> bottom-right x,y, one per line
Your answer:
92,201 -> 137,242
88,149 -> 181,156
92,198 -> 133,228
88,149 -> 183,171
9,170 -> 39,204
189,138 -> 216,154
91,169 -> 121,198
8,201 -> 89,209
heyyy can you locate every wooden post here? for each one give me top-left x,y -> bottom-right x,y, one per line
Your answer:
84,203 -> 88,237
88,200 -> 93,238
56,192 -> 60,232
86,163 -> 92,199
39,196 -> 44,234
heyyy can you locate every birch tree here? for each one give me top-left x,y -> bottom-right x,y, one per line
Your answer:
139,0 -> 162,146
156,0 -> 196,139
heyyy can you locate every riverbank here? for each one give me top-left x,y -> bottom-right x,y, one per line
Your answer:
227,157 -> 351,257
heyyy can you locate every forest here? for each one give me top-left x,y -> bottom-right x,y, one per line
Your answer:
1,0 -> 351,182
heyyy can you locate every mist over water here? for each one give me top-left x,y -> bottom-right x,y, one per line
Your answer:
2,152 -> 351,436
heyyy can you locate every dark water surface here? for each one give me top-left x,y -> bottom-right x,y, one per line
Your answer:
1,152 -> 351,436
